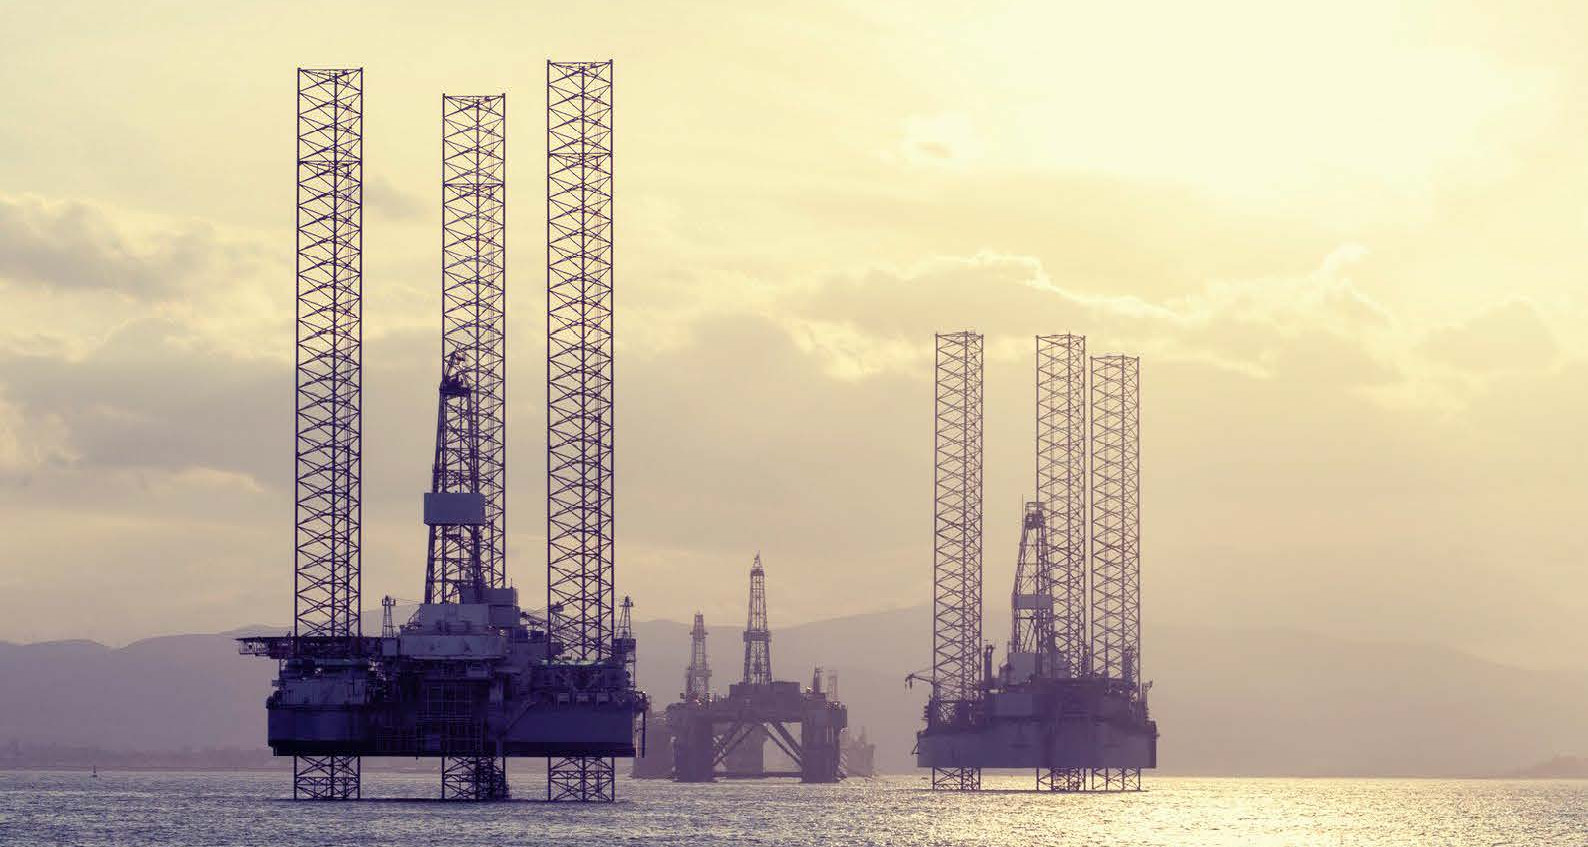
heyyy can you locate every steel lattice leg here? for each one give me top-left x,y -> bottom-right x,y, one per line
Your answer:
442,756 -> 509,800
932,766 -> 981,791
289,67 -> 364,804
1088,766 -> 1142,792
548,756 -> 615,802
294,755 -> 360,800
1038,767 -> 1086,792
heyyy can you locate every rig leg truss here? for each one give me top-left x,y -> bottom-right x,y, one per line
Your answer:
294,755 -> 360,801
1036,334 -> 1088,791
431,92 -> 510,801
547,756 -> 615,802
293,66 -> 364,801
1037,335 -> 1088,678
443,757 -> 508,801
1088,354 -> 1141,790
546,58 -> 618,802
931,331 -> 985,791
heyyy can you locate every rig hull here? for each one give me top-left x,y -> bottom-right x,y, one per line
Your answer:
915,679 -> 1156,770
667,682 -> 848,784
243,592 -> 645,763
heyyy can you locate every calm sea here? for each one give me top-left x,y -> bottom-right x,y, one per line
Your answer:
1,770 -> 1583,846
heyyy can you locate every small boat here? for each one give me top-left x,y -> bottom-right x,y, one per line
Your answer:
91,765 -> 99,779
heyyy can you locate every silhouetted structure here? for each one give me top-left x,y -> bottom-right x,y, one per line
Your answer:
635,611 -> 708,780
1038,335 -> 1089,680
840,727 -> 876,778
926,331 -> 985,791
1087,354 -> 1146,790
685,612 -> 711,700
617,596 -> 636,681
742,555 -> 772,685
644,557 -> 848,783
545,58 -> 620,802
631,710 -> 675,779
1036,334 -> 1089,790
288,67 -> 365,801
426,91 -> 510,802
243,65 -> 645,803
915,334 -> 1156,791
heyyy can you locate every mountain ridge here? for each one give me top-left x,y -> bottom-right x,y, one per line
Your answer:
2,606 -> 1584,777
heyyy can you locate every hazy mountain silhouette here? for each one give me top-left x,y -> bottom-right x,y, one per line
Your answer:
2,606 -> 1584,776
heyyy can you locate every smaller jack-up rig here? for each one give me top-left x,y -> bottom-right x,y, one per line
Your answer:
914,333 -> 1157,792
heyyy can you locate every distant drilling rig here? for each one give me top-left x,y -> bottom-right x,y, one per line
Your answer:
634,555 -> 850,783
913,332 -> 1158,792
241,62 -> 646,804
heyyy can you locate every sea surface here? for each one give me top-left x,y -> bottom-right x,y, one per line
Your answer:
0,770 -> 1583,846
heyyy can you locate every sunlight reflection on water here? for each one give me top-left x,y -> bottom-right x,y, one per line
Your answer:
1,770 -> 1583,846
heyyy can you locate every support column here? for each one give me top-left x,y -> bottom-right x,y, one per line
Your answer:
292,66 -> 364,801
1036,334 -> 1088,792
431,90 -> 510,802
546,58 -> 618,803
930,331 -> 984,792
1088,354 -> 1141,792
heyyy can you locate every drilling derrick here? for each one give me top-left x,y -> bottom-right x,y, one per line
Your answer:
725,556 -> 772,776
424,353 -> 484,605
684,613 -> 711,700
929,331 -> 985,791
1009,501 -> 1054,674
429,93 -> 508,601
743,554 -> 772,686
290,67 -> 364,801
427,92 -> 509,801
617,596 -> 636,681
546,58 -> 621,802
1089,354 -> 1142,791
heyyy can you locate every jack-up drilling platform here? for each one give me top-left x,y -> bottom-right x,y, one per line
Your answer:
241,64 -> 645,803
914,333 -> 1157,791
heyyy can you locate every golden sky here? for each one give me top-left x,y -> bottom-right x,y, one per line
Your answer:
0,1 -> 1584,669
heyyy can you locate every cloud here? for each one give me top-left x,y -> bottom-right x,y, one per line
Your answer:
365,174 -> 427,222
0,387 -> 74,474
0,194 -> 263,300
1418,299 -> 1559,374
0,317 -> 285,484
898,113 -> 982,166
770,243 -> 1404,395
0,192 -> 1583,671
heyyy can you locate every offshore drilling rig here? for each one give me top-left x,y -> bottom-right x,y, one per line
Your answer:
630,611 -> 711,779
914,333 -> 1158,791
239,63 -> 645,803
825,670 -> 878,778
635,556 -> 849,783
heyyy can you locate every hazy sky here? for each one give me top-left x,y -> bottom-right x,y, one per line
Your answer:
1,1 -> 1585,669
